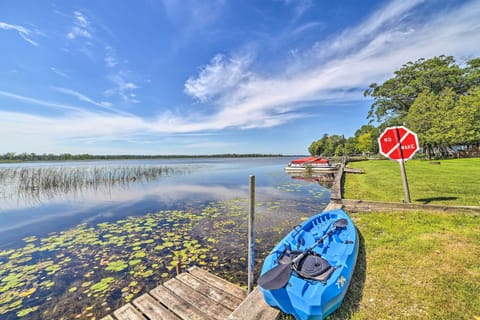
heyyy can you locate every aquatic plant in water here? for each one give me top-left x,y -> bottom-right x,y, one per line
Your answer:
0,165 -> 192,204
0,192 -> 321,319
0,208 -> 216,319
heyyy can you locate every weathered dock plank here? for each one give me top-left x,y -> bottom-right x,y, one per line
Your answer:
104,267 -> 277,320
113,303 -> 147,320
228,287 -> 279,320
163,277 -> 231,320
188,266 -> 247,300
330,161 -> 345,201
133,293 -> 180,320
344,167 -> 364,174
176,272 -> 243,311
150,285 -> 209,320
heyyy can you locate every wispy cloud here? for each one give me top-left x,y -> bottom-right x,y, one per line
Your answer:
0,21 -> 39,46
2,0 -> 480,153
181,0 -> 480,130
310,0 -> 424,60
53,87 -> 134,116
162,0 -> 224,28
67,11 -> 92,40
50,67 -> 69,78
63,11 -> 139,105
0,90 -> 86,113
104,45 -> 118,68
104,73 -> 140,104
290,21 -> 323,36
281,0 -> 313,20
63,10 -> 98,62
161,0 -> 225,49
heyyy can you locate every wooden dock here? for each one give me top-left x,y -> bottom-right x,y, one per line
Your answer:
101,266 -> 279,320
344,167 -> 364,174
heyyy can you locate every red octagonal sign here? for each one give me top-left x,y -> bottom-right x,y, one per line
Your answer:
378,126 -> 419,161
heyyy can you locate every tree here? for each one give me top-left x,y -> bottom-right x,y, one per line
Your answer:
308,134 -> 328,156
405,91 -> 437,158
308,126 -> 382,157
4,152 -> 16,160
308,134 -> 346,156
364,55 -> 465,124
325,135 -> 346,156
405,88 -> 459,158
344,137 -> 359,155
429,88 -> 457,152
365,55 -> 479,158
454,87 -> 480,147
464,58 -> 480,89
356,133 -> 373,154
308,55 -> 479,158
354,125 -> 379,154
406,87 -> 480,158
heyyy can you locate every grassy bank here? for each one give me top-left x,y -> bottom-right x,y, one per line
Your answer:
329,210 -> 480,320
343,158 -> 480,206
280,158 -> 480,319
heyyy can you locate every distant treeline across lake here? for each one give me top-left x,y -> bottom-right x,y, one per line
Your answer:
0,153 -> 286,162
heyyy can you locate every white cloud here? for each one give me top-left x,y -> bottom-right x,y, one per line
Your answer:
2,0 -> 480,153
281,0 -> 313,20
184,54 -> 254,102
50,67 -> 69,78
74,11 -> 88,28
104,73 -> 140,104
181,0 -> 480,130
0,21 -> 39,46
290,21 -> 323,36
162,0 -> 224,30
53,87 -> 133,116
67,11 -> 92,40
309,0 -> 424,61
104,46 -> 118,68
0,90 -> 86,113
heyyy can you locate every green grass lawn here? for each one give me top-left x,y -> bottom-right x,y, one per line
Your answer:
337,159 -> 480,319
332,211 -> 480,320
279,158 -> 480,319
279,211 -> 480,320
343,158 -> 480,206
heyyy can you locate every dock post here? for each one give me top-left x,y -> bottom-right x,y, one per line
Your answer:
248,175 -> 255,293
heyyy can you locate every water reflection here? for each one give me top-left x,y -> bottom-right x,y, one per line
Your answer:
287,172 -> 335,188
0,158 -> 331,319
0,183 -> 298,238
0,165 -> 192,209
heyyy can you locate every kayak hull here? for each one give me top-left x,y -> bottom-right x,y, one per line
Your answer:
259,209 -> 358,320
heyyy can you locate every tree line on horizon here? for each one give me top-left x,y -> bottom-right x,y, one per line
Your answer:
0,153 -> 284,162
309,55 -> 480,159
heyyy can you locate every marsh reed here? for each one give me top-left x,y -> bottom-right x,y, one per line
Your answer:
0,165 -> 190,202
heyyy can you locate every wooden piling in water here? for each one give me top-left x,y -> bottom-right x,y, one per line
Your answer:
247,175 -> 255,294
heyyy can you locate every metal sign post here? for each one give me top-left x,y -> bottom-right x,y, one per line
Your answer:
378,126 -> 419,203
393,127 -> 412,203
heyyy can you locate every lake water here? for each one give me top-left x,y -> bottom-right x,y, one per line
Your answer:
0,157 -> 332,319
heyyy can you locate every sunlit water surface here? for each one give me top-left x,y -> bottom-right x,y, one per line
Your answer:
0,157 -> 332,319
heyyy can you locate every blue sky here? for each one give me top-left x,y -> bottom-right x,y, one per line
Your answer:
1,0 -> 479,155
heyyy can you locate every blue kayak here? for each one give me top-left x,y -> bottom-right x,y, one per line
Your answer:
259,209 -> 358,320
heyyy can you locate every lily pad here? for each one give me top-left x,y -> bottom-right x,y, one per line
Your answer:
105,261 -> 128,272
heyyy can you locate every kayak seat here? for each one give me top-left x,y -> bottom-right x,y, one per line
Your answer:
280,250 -> 335,283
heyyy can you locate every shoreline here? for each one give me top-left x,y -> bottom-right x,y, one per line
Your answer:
0,154 -> 298,164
